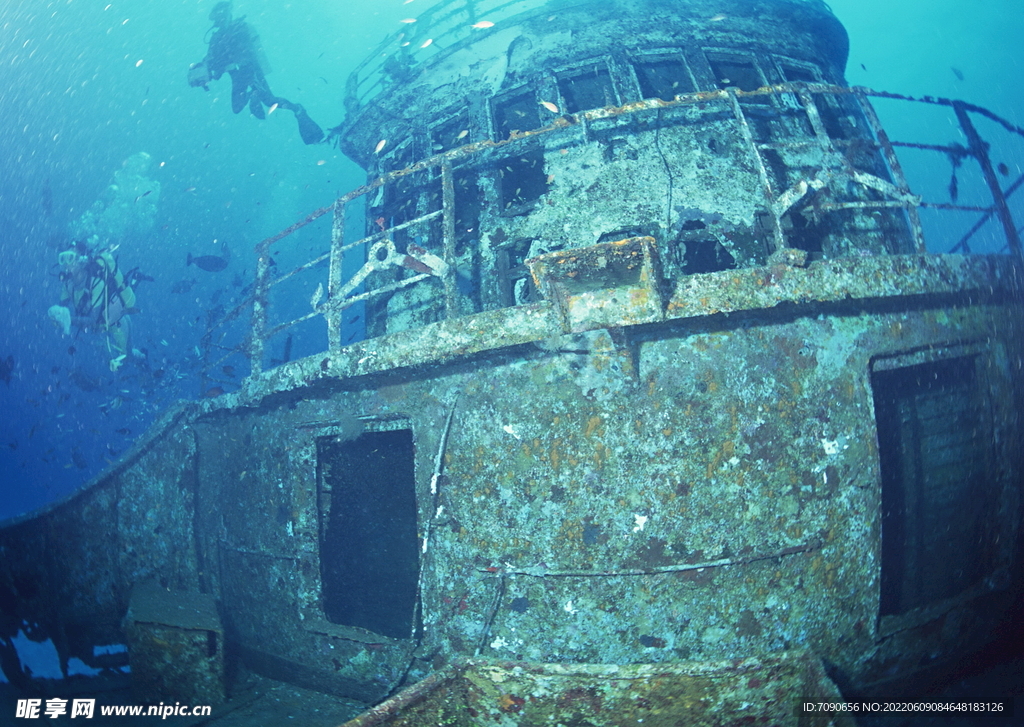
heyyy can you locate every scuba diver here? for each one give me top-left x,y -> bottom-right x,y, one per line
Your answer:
188,2 -> 325,145
49,243 -> 143,372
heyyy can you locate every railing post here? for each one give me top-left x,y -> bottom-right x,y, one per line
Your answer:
327,200 -> 346,353
440,159 -> 459,318
250,240 -> 271,377
855,92 -> 927,253
953,101 -> 1023,257
725,88 -> 786,253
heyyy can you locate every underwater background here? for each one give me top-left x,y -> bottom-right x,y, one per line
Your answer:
0,0 -> 1021,550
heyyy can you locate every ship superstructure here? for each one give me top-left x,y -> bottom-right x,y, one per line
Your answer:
2,0 -> 1022,720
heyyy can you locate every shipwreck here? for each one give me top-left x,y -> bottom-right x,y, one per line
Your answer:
2,0 -> 1022,723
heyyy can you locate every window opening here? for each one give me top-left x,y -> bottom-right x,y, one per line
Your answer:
557,64 -> 617,113
679,237 -> 736,274
707,53 -> 769,104
634,55 -> 695,102
317,429 -> 419,639
430,112 -> 472,154
493,92 -> 540,139
785,209 -> 827,259
781,62 -> 850,139
499,150 -> 547,211
872,355 -> 997,616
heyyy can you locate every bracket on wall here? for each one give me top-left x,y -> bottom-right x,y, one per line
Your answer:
526,236 -> 664,334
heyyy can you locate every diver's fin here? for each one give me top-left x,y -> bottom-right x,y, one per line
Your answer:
250,95 -> 266,119
295,107 -> 324,145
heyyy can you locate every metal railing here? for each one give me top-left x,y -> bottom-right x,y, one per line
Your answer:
199,84 -> 1024,392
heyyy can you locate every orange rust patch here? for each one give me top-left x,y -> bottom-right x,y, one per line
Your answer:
498,693 -> 525,712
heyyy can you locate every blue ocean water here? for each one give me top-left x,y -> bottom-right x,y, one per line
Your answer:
0,0 -> 1021,522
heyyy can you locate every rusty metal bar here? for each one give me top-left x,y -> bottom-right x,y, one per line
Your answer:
920,202 -> 1000,213
249,241 -> 272,377
724,88 -> 786,252
796,87 -> 833,151
817,201 -> 928,211
952,172 -> 1024,253
327,201 -> 346,353
854,90 -> 927,253
265,251 -> 331,289
953,101 -> 1022,256
263,309 -> 324,342
440,159 -> 458,318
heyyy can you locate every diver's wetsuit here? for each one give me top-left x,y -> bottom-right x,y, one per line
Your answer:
203,17 -> 324,144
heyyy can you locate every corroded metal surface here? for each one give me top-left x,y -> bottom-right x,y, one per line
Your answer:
342,655 -> 856,727
126,581 -> 225,705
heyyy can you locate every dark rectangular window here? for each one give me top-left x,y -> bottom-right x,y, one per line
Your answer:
634,56 -> 695,101
872,355 -> 997,616
493,92 -> 541,139
557,65 -> 617,113
430,112 -> 471,154
708,54 -> 767,95
498,150 -> 547,211
317,429 -> 419,639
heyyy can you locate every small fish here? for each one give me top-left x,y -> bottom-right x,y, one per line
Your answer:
471,20 -> 494,28
374,139 -> 387,154
133,190 -> 152,203
539,100 -> 559,113
709,13 -> 727,21
187,253 -> 228,272
115,428 -> 132,435
267,102 -> 279,115
951,66 -> 964,81
204,386 -> 226,398
222,365 -> 236,377
456,129 -> 469,140
68,346 -> 76,356
860,63 -> 867,71
184,186 -> 197,193
997,163 -> 1009,176
420,38 -> 432,48
400,17 -> 417,23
